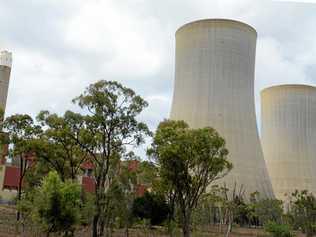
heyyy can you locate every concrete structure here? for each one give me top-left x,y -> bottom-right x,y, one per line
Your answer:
170,19 -> 274,198
0,50 -> 12,201
0,50 -> 12,112
261,85 -> 316,201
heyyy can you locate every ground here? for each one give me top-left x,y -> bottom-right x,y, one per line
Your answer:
0,205 -> 306,237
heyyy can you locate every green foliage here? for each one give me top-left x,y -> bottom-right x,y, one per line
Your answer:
105,161 -> 136,230
255,199 -> 283,225
137,161 -> 158,186
0,80 -> 151,237
148,120 -> 232,237
264,221 -> 293,237
101,159 -> 161,233
26,171 -> 82,236
80,192 -> 95,226
19,80 -> 151,237
24,160 -> 51,188
233,196 -> 250,226
289,190 -> 316,237
32,111 -> 87,181
1,114 -> 42,153
0,114 -> 41,169
191,191 -> 221,228
71,80 -> 151,237
132,192 -> 169,225
0,114 -> 43,220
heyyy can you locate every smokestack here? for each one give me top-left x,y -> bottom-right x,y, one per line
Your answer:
0,50 -> 12,113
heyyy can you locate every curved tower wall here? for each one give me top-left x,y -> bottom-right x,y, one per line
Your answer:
170,19 -> 274,198
261,85 -> 316,201
0,51 -> 12,113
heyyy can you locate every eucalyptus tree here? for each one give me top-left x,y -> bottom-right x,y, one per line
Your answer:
66,80 -> 151,237
1,114 -> 42,220
33,111 -> 88,181
148,120 -> 232,237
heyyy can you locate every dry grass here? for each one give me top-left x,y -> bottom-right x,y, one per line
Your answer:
0,205 -> 306,237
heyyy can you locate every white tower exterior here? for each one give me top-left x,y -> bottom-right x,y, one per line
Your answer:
261,85 -> 316,201
170,19 -> 274,198
0,51 -> 12,112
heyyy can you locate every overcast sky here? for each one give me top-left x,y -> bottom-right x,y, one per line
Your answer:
1,0 -> 316,155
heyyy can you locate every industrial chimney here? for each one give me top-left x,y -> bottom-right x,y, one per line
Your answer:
0,50 -> 12,113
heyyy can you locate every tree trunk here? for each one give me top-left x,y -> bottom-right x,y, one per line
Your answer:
17,155 -> 24,221
182,222 -> 190,237
99,217 -> 105,237
125,225 -> 129,237
167,220 -> 175,237
16,183 -> 22,220
21,222 -> 25,237
93,173 -> 104,237
182,211 -> 191,237
225,223 -> 231,237
225,213 -> 233,237
92,214 -> 99,237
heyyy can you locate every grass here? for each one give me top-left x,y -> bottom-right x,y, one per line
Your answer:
0,205 -> 306,237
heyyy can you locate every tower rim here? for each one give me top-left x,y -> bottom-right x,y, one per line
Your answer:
261,84 -> 316,94
175,18 -> 257,36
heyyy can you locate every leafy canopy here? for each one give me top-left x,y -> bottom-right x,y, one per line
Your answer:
70,80 -> 151,237
31,171 -> 82,236
149,120 -> 232,209
290,190 -> 316,237
148,120 -> 232,237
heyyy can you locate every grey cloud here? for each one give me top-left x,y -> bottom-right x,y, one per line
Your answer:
1,0 -> 316,151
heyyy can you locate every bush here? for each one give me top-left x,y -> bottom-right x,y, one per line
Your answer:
289,190 -> 316,237
132,192 -> 169,225
255,199 -> 283,225
264,221 -> 293,237
20,171 -> 82,237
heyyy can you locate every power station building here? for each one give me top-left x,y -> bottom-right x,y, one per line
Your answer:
261,85 -> 316,201
170,19 -> 274,198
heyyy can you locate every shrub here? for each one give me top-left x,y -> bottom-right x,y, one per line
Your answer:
264,221 -> 293,237
255,199 -> 283,225
289,190 -> 316,237
132,192 -> 169,225
20,171 -> 82,237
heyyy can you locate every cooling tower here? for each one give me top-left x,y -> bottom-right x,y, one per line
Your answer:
261,85 -> 316,201
0,51 -> 12,112
170,19 -> 274,198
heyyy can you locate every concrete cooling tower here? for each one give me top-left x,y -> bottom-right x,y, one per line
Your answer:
170,19 -> 274,198
0,51 -> 12,112
261,85 -> 316,201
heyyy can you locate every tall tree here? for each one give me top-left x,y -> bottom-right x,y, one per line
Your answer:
148,120 -> 232,237
0,114 -> 41,220
33,111 -> 88,181
66,80 -> 151,237
110,159 -> 138,237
